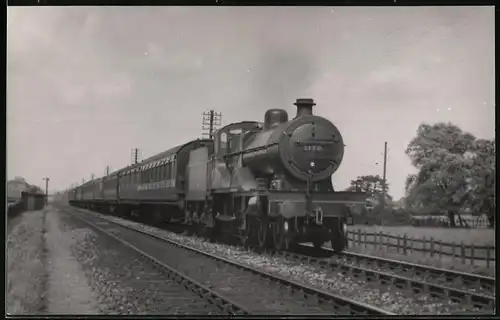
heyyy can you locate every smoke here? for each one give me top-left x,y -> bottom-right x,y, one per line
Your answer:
250,44 -> 317,112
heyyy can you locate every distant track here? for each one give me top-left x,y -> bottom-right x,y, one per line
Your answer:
294,243 -> 495,311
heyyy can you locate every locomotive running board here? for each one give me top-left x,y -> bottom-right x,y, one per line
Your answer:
267,191 -> 369,204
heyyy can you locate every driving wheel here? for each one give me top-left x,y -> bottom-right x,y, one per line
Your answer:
238,216 -> 251,248
256,217 -> 269,250
330,222 -> 347,252
272,217 -> 287,250
313,238 -> 324,249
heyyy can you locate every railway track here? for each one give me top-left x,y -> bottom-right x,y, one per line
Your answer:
66,209 -> 249,315
288,243 -> 496,311
66,207 -> 393,315
337,250 -> 495,296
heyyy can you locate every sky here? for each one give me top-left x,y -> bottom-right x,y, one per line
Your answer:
7,6 -> 495,199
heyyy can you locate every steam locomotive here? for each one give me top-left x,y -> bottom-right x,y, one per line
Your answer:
68,98 -> 368,252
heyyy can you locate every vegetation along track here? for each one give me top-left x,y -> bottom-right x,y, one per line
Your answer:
292,244 -> 495,311
67,208 -> 393,315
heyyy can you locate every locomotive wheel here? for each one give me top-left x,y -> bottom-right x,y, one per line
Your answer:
195,221 -> 205,238
238,216 -> 251,248
330,223 -> 347,252
198,213 -> 214,242
331,238 -> 346,252
312,238 -> 324,249
256,217 -> 269,250
272,217 -> 287,250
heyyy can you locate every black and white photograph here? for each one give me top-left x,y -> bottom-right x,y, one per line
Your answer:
7,6 -> 495,316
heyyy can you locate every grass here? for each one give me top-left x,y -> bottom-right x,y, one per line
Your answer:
345,225 -> 496,276
347,225 -> 495,246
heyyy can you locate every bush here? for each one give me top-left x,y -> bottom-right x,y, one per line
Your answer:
350,206 -> 412,226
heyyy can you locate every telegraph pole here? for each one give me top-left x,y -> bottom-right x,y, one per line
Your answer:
382,141 -> 388,207
42,177 -> 49,204
202,110 -> 222,139
131,148 -> 141,164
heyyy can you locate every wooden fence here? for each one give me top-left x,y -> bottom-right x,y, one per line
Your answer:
347,229 -> 495,268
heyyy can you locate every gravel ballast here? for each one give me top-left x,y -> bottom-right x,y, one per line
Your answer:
60,209 -> 227,315
85,209 -> 489,315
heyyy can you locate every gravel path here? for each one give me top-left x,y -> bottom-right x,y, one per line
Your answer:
45,209 -> 100,314
91,211 -> 491,315
7,209 -> 47,314
6,207 -> 101,315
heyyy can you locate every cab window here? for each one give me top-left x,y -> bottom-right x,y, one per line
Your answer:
219,133 -> 228,155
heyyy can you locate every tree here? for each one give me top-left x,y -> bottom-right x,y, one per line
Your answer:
405,122 -> 495,227
26,184 -> 43,194
345,175 -> 394,224
346,174 -> 392,203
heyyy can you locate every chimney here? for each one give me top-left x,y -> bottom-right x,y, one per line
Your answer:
294,98 -> 316,119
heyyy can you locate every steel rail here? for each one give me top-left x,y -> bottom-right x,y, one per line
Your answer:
71,208 -> 394,315
72,210 -> 251,315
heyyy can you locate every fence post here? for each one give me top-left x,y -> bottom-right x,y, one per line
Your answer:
403,234 -> 408,255
363,230 -> 367,249
438,240 -> 443,260
470,244 -> 475,265
486,247 -> 491,268
396,235 -> 400,254
381,231 -> 385,251
452,242 -> 456,259
460,242 -> 465,264
422,236 -> 426,254
430,237 -> 434,257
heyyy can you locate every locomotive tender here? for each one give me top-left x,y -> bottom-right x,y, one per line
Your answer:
68,98 -> 368,252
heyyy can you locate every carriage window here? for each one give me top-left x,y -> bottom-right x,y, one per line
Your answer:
166,163 -> 171,179
171,159 -> 176,180
219,132 -> 228,154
